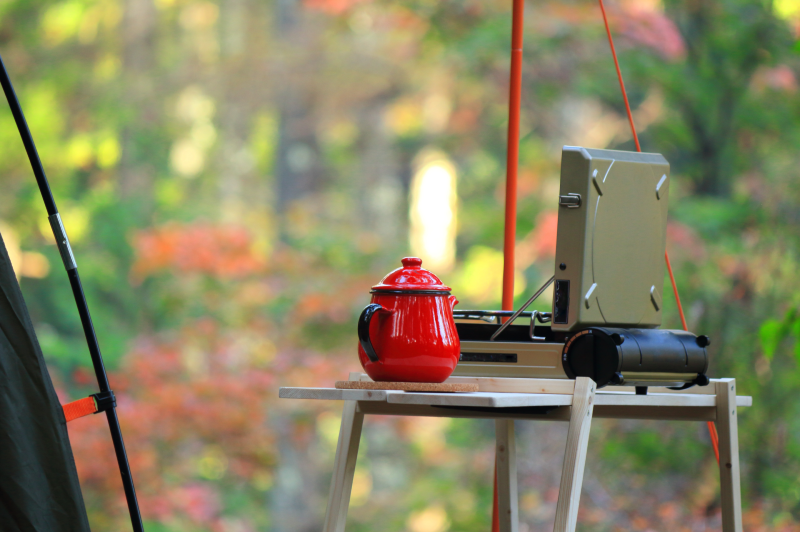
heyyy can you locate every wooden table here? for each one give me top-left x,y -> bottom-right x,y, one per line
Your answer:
280,373 -> 751,532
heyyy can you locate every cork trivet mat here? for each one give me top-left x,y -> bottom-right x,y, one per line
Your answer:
335,380 -> 478,393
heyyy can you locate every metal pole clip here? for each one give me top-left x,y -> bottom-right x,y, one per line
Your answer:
48,213 -> 77,270
91,390 -> 117,413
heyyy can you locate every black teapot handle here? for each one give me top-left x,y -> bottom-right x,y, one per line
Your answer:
358,304 -> 383,363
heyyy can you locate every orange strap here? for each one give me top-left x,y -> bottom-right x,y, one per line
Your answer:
598,0 -> 721,465
63,396 -> 97,422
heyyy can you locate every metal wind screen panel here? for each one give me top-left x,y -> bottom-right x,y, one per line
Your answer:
552,146 -> 670,332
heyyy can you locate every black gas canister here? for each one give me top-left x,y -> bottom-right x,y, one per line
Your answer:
561,327 -> 709,388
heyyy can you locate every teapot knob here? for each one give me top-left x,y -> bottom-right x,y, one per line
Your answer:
401,257 -> 422,268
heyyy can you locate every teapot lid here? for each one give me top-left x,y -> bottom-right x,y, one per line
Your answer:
371,257 -> 451,294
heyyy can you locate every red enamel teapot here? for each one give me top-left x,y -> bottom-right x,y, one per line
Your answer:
357,257 -> 460,383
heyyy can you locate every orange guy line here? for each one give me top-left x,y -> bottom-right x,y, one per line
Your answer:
598,0 -> 718,464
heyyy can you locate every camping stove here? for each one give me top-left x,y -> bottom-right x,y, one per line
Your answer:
452,146 -> 710,390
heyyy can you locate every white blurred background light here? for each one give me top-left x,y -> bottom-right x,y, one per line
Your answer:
409,150 -> 457,272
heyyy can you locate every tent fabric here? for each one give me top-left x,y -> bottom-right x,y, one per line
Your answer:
0,231 -> 90,531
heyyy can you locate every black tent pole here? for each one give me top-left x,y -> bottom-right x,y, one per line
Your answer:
0,53 -> 144,532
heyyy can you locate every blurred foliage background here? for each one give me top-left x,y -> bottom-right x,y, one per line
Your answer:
0,0 -> 799,530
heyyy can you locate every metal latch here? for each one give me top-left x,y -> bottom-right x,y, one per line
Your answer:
559,193 -> 582,208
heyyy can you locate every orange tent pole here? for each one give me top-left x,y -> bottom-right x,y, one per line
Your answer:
495,1 -> 526,530
501,0 -> 525,314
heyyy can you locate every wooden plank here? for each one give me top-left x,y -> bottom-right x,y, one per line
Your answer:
335,380 -> 478,392
554,377 -> 596,532
323,399 -> 364,532
496,420 -> 519,532
356,401 -> 573,421
360,374 -> 756,402
357,398 -> 717,423
593,405 -> 716,421
595,392 -> 716,407
716,379 -> 743,532
445,376 -> 576,395
736,396 -> 752,407
595,389 -> 753,407
279,387 -> 388,402
603,383 -> 714,395
355,373 -> 575,394
279,387 -> 334,400
585,378 -> 739,395
385,391 -> 573,408
282,386 -> 751,411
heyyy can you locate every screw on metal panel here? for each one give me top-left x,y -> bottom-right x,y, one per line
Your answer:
560,263 -> 567,270
592,174 -> 603,196
584,283 -> 597,309
656,174 -> 668,199
650,285 -> 661,311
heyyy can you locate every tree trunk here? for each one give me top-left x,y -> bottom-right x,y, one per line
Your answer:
273,0 -> 325,218
119,0 -> 158,204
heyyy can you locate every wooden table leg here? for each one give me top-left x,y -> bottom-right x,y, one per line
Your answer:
554,377 -> 596,532
496,419 -> 519,531
715,378 -> 743,532
323,399 -> 364,532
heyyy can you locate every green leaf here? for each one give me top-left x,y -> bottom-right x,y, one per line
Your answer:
759,309 -> 799,359
760,319 -> 783,359
792,319 -> 800,365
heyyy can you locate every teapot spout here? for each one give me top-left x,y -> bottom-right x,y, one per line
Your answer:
448,294 -> 459,311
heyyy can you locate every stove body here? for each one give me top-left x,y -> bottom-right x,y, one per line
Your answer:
453,146 -> 709,388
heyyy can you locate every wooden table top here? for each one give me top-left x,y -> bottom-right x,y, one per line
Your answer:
279,386 -> 753,409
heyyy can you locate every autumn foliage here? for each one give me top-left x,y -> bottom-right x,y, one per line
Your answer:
3,0 -> 800,530
63,222 -> 361,529
131,224 -> 266,282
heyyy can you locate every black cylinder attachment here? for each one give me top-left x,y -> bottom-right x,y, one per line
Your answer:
561,328 -> 709,388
